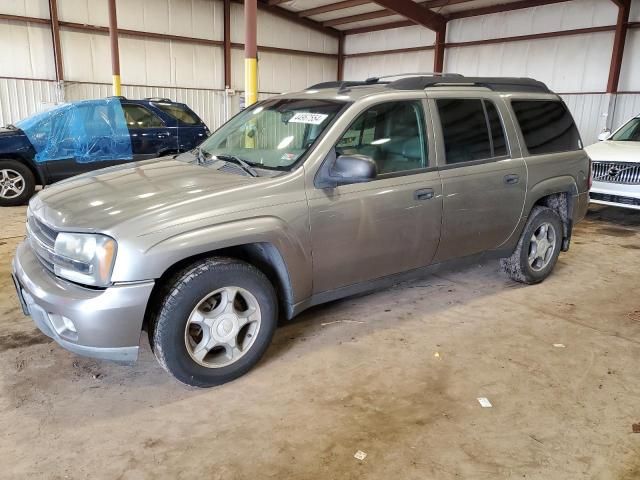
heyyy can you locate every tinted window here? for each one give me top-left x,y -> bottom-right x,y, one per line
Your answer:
154,103 -> 201,125
336,101 -> 427,174
512,100 -> 581,154
122,104 -> 164,128
485,101 -> 507,157
437,99 -> 491,164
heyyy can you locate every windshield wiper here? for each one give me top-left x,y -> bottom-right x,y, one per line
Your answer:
214,154 -> 259,177
5,124 -> 17,131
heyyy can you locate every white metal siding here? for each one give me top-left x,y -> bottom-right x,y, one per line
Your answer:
0,78 -> 61,126
345,25 -> 436,55
445,31 -> 614,93
56,0 -> 224,41
447,0 -> 617,43
0,20 -> 56,80
0,0 -> 49,17
620,28 -> 640,92
344,50 -> 435,80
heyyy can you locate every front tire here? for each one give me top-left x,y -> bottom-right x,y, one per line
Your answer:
0,159 -> 35,206
149,257 -> 277,387
500,206 -> 563,284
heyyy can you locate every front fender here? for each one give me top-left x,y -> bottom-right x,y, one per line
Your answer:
111,216 -> 312,304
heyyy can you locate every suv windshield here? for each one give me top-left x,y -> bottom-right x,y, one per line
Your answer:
197,98 -> 345,170
611,117 -> 640,141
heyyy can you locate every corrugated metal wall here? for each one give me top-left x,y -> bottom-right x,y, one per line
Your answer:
343,0 -> 640,145
0,0 -> 337,128
0,78 -> 61,126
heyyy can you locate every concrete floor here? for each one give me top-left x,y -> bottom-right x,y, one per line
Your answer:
0,204 -> 639,480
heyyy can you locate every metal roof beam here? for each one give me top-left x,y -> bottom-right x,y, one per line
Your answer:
369,0 -> 446,31
299,0 -> 371,18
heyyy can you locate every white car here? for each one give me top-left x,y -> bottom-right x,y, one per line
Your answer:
585,114 -> 640,210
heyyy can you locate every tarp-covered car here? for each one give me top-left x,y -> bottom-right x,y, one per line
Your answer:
0,97 -> 209,206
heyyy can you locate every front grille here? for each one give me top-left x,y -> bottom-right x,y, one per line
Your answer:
26,214 -> 58,272
590,192 -> 640,207
592,161 -> 640,185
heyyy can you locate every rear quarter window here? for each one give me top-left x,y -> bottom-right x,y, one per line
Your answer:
154,103 -> 202,125
511,100 -> 582,155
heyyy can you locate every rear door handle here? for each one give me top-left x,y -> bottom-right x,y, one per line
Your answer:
414,188 -> 434,201
504,174 -> 519,185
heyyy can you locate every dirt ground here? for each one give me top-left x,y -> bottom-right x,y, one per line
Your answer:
0,204 -> 639,480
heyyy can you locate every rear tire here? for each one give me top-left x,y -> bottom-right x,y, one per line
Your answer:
0,159 -> 35,206
500,206 -> 563,284
149,257 -> 277,387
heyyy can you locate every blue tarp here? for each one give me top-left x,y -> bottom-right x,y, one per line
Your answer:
15,98 -> 133,163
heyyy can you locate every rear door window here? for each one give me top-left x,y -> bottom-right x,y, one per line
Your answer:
154,103 -> 201,125
436,98 -> 508,165
511,100 -> 582,154
122,104 -> 164,128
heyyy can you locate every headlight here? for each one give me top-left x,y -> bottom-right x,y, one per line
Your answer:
53,233 -> 117,287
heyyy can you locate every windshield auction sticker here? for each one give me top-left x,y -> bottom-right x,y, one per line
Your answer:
289,112 -> 328,125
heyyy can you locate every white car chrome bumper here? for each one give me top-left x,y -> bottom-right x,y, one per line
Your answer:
590,180 -> 640,210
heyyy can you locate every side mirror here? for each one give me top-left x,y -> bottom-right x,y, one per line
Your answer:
598,129 -> 611,141
315,150 -> 378,189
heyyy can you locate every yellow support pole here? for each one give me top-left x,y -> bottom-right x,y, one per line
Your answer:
244,58 -> 258,107
112,74 -> 121,97
244,0 -> 258,148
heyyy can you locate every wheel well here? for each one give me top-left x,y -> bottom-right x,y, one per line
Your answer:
0,156 -> 43,185
142,242 -> 294,331
532,192 -> 573,250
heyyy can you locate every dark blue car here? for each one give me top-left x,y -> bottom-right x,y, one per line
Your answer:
0,97 -> 209,206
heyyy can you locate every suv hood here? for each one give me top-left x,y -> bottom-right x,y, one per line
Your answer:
585,140 -> 640,163
30,158 -> 270,233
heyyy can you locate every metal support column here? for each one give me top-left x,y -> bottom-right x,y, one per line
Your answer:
337,32 -> 345,81
48,0 -> 64,102
108,0 -> 122,96
606,0 -> 630,94
434,24 -> 446,73
244,0 -> 258,107
224,0 -> 231,90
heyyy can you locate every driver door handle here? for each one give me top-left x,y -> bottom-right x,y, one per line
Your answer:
414,188 -> 434,201
504,174 -> 520,185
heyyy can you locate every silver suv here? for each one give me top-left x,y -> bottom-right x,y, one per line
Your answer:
12,75 -> 591,387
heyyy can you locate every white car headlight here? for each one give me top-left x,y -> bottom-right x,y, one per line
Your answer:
53,233 -> 117,287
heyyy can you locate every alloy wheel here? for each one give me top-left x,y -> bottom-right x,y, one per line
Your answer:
0,168 -> 25,199
184,286 -> 262,368
528,222 -> 557,271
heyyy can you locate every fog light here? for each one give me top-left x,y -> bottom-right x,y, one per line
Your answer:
49,313 -> 77,337
62,316 -> 77,333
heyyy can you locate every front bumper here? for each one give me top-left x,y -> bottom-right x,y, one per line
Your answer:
12,241 -> 155,363
590,181 -> 640,211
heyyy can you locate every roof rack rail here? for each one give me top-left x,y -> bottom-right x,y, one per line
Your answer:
145,97 -> 172,102
306,81 -> 376,90
365,72 -> 463,83
387,76 -> 552,93
108,96 -> 127,100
